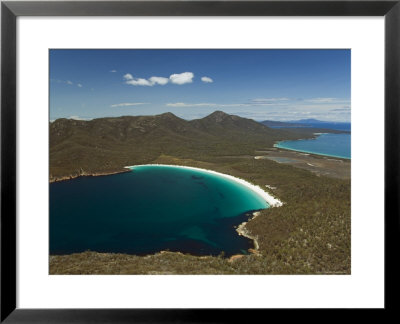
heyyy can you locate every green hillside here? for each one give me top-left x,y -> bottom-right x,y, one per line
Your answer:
50,111 -> 311,181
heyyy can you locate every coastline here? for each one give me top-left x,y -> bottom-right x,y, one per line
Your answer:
273,144 -> 350,160
236,211 -> 261,254
49,169 -> 129,183
125,164 -> 283,208
274,133 -> 351,160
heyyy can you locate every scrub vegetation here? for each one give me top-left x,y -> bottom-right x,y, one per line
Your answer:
49,111 -> 350,274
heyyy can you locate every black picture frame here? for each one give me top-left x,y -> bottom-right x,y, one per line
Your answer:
1,0 -> 399,322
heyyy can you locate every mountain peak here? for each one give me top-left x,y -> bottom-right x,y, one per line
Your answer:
156,112 -> 186,122
159,112 -> 178,119
205,110 -> 232,123
209,110 -> 229,117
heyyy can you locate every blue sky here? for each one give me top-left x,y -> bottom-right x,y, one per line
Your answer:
50,49 -> 350,122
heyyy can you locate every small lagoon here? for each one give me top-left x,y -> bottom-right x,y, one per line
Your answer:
50,165 -> 269,257
275,133 -> 351,159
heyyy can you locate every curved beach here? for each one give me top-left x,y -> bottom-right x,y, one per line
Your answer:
125,164 -> 283,208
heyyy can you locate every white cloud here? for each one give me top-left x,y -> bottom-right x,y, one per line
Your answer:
110,70 -> 117,73
66,80 -> 73,85
149,76 -> 169,85
123,73 -> 133,80
110,102 -> 148,107
126,78 -> 153,86
124,72 -> 195,86
124,76 -> 169,86
201,76 -> 213,83
169,72 -> 194,85
77,84 -> 83,88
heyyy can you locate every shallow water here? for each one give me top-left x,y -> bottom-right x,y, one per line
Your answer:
275,133 -> 351,159
50,165 -> 269,257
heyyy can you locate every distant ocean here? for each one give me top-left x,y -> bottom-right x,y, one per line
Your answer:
269,122 -> 351,132
275,133 -> 351,159
50,165 -> 269,257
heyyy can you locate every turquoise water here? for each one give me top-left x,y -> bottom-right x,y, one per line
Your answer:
50,165 -> 269,257
275,133 -> 351,159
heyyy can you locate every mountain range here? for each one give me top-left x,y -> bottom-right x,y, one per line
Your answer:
50,111 -> 311,181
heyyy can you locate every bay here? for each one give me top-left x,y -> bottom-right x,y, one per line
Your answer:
50,165 -> 269,257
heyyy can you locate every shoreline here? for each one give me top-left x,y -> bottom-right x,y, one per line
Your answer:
49,169 -> 129,183
274,133 -> 351,160
125,164 -> 283,207
236,211 -> 261,254
273,144 -> 350,160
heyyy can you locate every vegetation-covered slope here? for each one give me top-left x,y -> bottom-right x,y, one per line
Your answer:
50,111 -> 310,181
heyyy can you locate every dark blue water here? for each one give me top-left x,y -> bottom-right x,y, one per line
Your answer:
50,165 -> 269,257
275,133 -> 351,159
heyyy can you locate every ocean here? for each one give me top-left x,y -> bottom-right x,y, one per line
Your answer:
269,122 -> 351,132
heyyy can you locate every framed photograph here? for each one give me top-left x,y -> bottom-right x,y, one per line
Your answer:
1,0 -> 399,321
